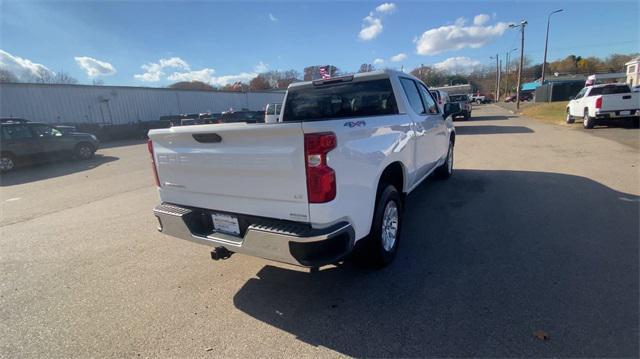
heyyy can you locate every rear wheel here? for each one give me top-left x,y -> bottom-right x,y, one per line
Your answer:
0,153 -> 16,172
74,143 -> 95,160
352,185 -> 402,267
435,140 -> 454,180
583,110 -> 594,129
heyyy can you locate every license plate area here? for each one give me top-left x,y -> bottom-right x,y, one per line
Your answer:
211,213 -> 240,236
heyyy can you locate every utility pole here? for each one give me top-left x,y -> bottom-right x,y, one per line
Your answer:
541,9 -> 564,85
498,59 -> 502,101
510,20 -> 528,110
505,48 -> 517,96
490,54 -> 499,101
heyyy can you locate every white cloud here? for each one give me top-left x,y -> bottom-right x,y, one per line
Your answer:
473,14 -> 490,26
433,57 -> 482,73
454,17 -> 466,26
390,53 -> 407,62
358,3 -> 397,41
375,3 -> 397,14
136,56 -> 267,86
359,15 -> 383,41
254,61 -> 268,73
0,49 -> 54,81
207,61 -> 269,86
373,58 -> 385,66
74,56 -> 116,77
167,68 -> 216,83
209,72 -> 259,87
134,57 -> 190,82
268,13 -> 278,22
414,16 -> 510,55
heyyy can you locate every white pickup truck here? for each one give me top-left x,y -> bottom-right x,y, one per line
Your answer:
148,70 -> 458,268
566,83 -> 640,128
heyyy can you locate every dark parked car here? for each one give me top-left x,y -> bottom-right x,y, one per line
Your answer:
0,119 -> 100,172
448,94 -> 472,120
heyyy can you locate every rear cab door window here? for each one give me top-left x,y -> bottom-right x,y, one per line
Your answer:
417,83 -> 439,115
399,78 -> 426,115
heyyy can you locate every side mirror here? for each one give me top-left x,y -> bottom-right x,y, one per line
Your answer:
443,103 -> 460,119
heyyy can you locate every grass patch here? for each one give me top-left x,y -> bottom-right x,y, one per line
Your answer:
520,102 -> 569,125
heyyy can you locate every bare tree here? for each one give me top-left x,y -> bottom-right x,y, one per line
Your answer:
249,75 -> 271,91
53,71 -> 78,84
30,70 -> 78,84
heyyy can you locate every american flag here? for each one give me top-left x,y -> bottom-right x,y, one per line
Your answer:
319,66 -> 331,80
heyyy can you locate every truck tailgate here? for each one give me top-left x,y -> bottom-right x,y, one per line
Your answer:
148,123 -> 310,222
601,93 -> 640,111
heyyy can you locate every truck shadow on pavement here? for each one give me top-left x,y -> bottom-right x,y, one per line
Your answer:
0,155 -> 118,186
233,169 -> 639,357
455,125 -> 534,135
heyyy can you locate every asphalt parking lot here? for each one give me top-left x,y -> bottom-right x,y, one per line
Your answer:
1,105 -> 638,357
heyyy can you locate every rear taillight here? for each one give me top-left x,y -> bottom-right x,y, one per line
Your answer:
147,139 -> 161,187
595,96 -> 602,109
304,132 -> 336,203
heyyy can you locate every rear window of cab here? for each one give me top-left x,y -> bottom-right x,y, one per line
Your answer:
282,79 -> 398,122
589,85 -> 631,96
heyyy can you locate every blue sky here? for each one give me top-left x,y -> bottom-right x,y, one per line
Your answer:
1,0 -> 638,86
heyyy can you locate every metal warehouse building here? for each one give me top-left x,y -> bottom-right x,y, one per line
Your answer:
0,83 -> 285,125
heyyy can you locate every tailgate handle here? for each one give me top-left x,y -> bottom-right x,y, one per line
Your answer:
192,133 -> 222,143
622,95 -> 631,99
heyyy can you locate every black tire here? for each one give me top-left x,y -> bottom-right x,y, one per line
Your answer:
352,184 -> 402,267
74,143 -> 95,160
0,152 -> 16,172
434,140 -> 454,180
566,112 -> 575,124
583,110 -> 594,129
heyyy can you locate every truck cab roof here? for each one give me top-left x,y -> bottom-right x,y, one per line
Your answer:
287,69 -> 419,90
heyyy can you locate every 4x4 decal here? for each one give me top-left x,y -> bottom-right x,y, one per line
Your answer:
344,120 -> 366,128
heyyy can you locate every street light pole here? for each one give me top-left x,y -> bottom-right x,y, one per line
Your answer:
541,9 -> 564,85
510,20 -> 528,110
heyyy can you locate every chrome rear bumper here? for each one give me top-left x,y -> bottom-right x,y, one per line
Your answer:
153,203 -> 355,267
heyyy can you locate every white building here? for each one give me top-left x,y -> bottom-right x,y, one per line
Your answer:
0,83 -> 285,125
625,57 -> 640,87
